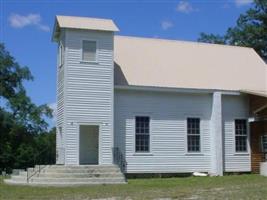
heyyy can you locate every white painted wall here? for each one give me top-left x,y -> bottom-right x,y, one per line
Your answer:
56,28 -> 251,171
222,95 -> 251,172
56,31 -> 66,164
210,92 -> 223,176
60,29 -> 114,165
114,89 -> 251,173
115,89 -> 213,173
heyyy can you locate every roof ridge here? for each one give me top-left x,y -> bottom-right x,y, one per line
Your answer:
115,35 -> 253,51
56,15 -> 114,22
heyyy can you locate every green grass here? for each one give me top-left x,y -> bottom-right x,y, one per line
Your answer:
1,175 -> 267,200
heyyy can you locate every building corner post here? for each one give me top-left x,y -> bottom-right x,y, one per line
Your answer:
210,92 -> 224,176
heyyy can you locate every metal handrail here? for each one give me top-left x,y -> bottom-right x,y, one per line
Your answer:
26,146 -> 55,183
113,147 -> 127,173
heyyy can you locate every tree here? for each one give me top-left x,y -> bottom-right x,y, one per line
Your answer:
198,0 -> 267,61
0,43 -> 54,173
0,43 -> 52,133
34,128 -> 56,165
198,33 -> 226,44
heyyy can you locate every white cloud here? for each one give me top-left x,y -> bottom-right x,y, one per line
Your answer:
48,102 -> 57,123
176,1 -> 195,14
161,20 -> 174,30
38,24 -> 50,32
9,13 -> 50,32
235,0 -> 253,7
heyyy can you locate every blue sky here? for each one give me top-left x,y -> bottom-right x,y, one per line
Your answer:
0,0 -> 253,126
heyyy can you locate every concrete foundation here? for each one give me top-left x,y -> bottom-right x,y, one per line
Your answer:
260,162 -> 267,176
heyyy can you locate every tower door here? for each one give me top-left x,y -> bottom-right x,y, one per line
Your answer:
79,125 -> 99,165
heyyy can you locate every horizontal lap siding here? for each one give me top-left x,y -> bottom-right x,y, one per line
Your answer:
56,32 -> 65,164
56,66 -> 65,163
222,95 -> 251,172
57,67 -> 64,126
115,90 -> 212,173
64,30 -> 114,165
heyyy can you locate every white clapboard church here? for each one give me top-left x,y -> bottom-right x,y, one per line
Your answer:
6,15 -> 267,186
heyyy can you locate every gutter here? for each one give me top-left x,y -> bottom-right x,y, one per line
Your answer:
115,85 -> 241,95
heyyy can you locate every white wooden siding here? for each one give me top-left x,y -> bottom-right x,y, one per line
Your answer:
63,29 -> 114,165
114,90 -> 213,173
56,31 -> 66,164
210,92 -> 223,176
222,95 -> 251,172
56,27 -> 251,172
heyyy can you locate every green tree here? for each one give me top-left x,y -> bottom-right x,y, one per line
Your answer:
0,43 -> 54,173
198,0 -> 267,61
35,128 -> 56,165
0,43 -> 52,132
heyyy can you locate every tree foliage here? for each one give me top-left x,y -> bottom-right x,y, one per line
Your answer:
0,43 -> 55,173
198,0 -> 267,61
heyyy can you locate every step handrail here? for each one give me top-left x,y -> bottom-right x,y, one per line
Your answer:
26,146 -> 55,183
113,147 -> 127,173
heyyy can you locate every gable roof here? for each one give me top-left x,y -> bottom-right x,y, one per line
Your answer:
53,15 -> 119,41
114,35 -> 267,93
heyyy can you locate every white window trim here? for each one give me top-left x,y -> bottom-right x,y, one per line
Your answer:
132,114 -> 153,155
184,115 -> 203,155
58,42 -> 64,68
81,39 -> 98,63
234,119 -> 249,154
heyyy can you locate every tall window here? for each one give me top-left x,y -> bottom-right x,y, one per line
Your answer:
235,119 -> 247,152
135,116 -> 150,152
82,40 -> 97,62
59,43 -> 64,67
187,118 -> 200,152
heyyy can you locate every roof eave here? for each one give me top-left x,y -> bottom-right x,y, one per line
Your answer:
52,16 -> 60,42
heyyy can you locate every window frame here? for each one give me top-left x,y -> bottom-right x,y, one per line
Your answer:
58,42 -> 64,68
234,119 -> 248,153
135,116 -> 150,153
186,117 -> 201,153
81,40 -> 98,63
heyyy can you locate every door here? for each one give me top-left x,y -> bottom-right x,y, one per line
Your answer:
79,125 -> 99,165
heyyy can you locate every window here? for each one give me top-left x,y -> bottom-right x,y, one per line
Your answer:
59,43 -> 64,67
59,127 -> 62,137
187,118 -> 200,152
235,119 -> 247,152
135,116 -> 150,152
82,40 -> 97,62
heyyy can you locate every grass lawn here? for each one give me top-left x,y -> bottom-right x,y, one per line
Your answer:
1,175 -> 267,200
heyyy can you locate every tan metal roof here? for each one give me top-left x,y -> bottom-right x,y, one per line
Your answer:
114,35 -> 267,92
53,15 -> 119,40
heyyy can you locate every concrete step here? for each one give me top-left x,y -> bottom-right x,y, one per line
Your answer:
30,177 -> 125,183
12,173 -> 124,180
42,168 -> 121,173
4,179 -> 28,185
5,179 -> 126,186
5,165 -> 126,186
18,171 -> 123,178
10,176 -> 27,181
36,173 -> 124,178
47,165 -> 118,169
6,177 -> 126,185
